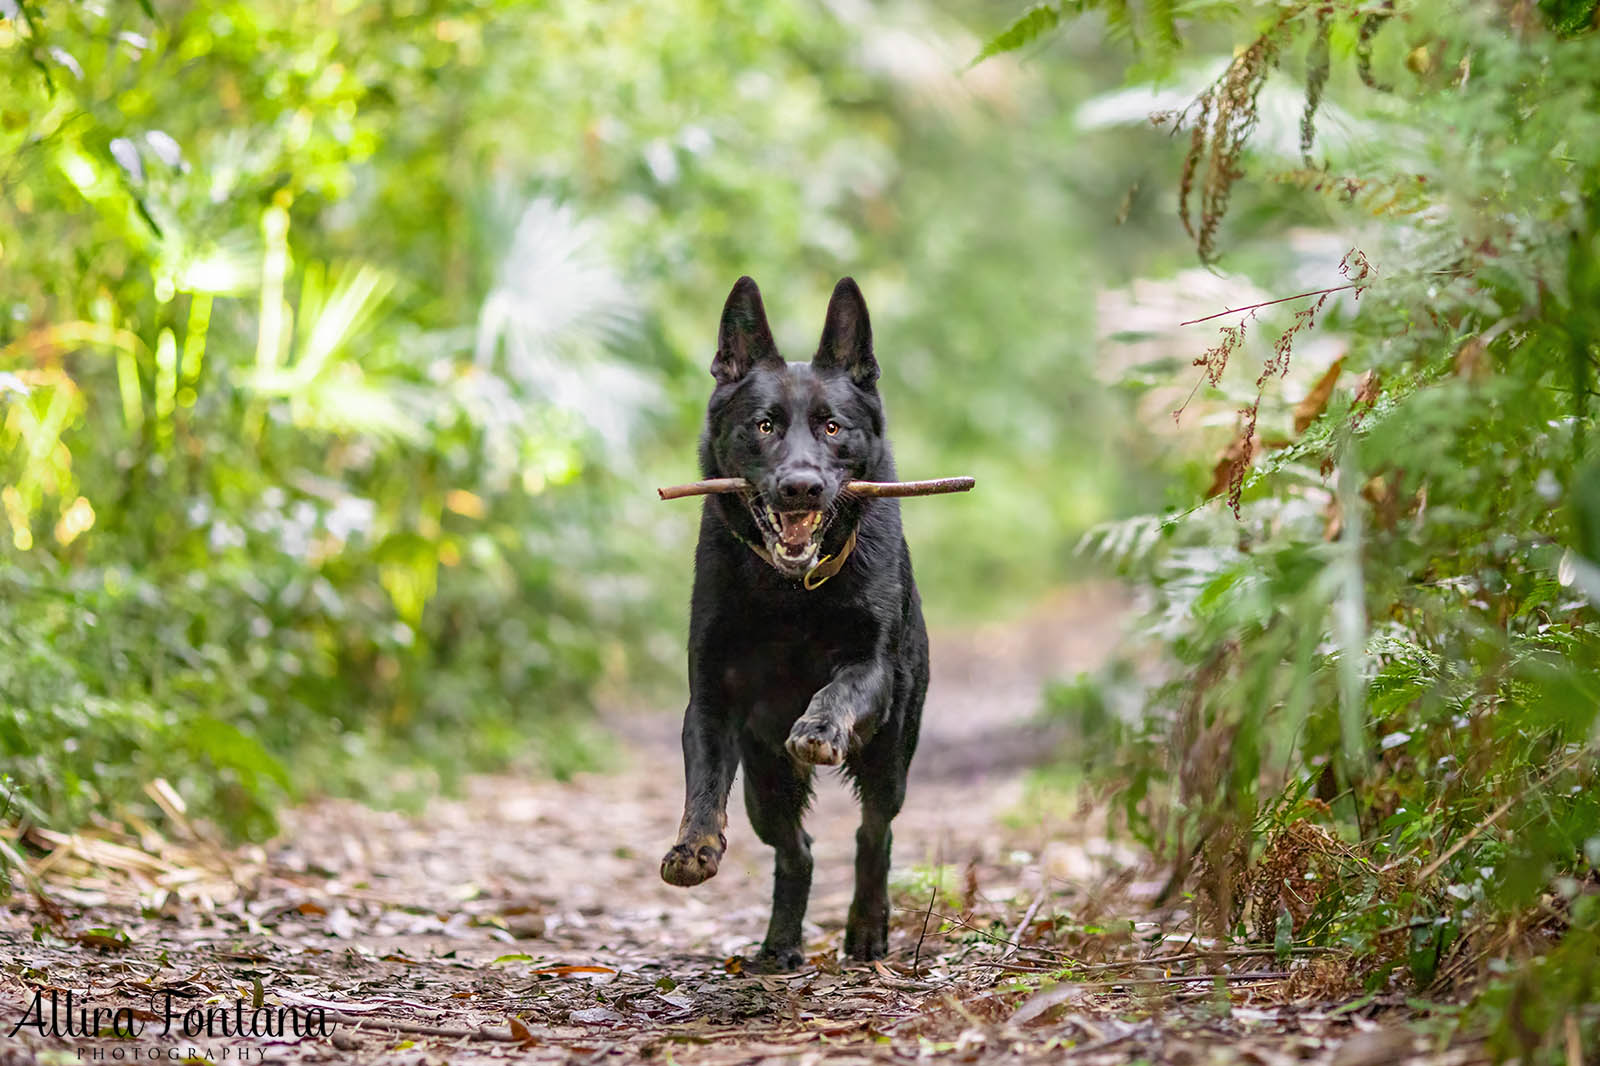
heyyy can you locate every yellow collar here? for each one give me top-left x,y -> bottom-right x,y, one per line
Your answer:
745,528 -> 858,590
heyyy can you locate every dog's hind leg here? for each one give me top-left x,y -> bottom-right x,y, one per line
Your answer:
742,734 -> 814,971
844,725 -> 911,961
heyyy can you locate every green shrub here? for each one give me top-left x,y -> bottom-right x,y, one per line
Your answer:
987,0 -> 1600,1057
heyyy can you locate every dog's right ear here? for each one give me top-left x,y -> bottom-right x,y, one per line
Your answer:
712,276 -> 781,385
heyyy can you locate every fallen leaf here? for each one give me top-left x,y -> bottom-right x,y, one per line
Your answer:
528,965 -> 615,976
71,927 -> 131,951
1354,370 -> 1381,408
275,991 -> 387,1013
326,906 -> 357,938
1010,982 -> 1085,1025
569,1007 -> 623,1025
505,912 -> 546,939
1293,356 -> 1345,434
507,1016 -> 538,1046
1332,1028 -> 1417,1066
1207,431 -> 1261,499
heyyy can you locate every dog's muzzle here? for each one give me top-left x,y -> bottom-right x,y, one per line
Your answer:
749,500 -> 826,577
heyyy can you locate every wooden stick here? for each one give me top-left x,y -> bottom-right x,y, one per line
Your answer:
657,476 -> 975,501
657,478 -> 748,500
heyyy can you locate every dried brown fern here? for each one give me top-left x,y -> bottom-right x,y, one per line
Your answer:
1301,13 -> 1332,166
1178,250 -> 1375,516
1176,88 -> 1213,244
1175,4 -> 1397,260
1358,2 -> 1395,92
1177,23 -> 1289,261
1224,251 -> 1372,514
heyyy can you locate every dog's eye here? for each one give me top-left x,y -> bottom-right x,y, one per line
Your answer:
757,419 -> 773,435
824,420 -> 840,436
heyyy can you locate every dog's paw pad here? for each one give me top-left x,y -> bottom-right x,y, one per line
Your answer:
660,840 -> 723,887
785,715 -> 848,766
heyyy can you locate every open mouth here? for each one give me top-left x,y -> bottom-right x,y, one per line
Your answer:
749,501 -> 826,576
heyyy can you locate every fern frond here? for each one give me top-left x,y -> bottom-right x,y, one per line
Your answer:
1104,0 -> 1138,47
1148,0 -> 1181,51
971,3 -> 1062,67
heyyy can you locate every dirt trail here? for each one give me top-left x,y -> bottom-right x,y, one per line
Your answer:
2,586 -> 1430,1065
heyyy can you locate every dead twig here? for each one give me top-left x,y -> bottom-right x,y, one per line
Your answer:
913,884 -> 939,978
658,476 -> 975,501
1179,284 -> 1360,327
1089,971 -> 1291,989
895,905 -> 1054,957
1417,798 -> 1517,884
1418,745 -> 1591,882
896,902 -> 1330,975
994,945 -> 1343,975
1094,947 -> 1344,973
323,1011 -> 522,1043
1002,891 -> 1044,961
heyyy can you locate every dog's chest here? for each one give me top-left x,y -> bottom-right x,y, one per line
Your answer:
715,620 -> 850,741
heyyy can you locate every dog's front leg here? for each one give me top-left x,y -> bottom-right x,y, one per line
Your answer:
661,698 -> 738,887
785,660 -> 889,767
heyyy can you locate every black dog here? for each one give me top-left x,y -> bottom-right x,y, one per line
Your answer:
659,276 -> 929,970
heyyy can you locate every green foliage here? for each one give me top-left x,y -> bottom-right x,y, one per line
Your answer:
991,0 -> 1600,1056
976,0 -> 1242,74
972,4 -> 1062,66
2,0 -> 1168,841
889,862 -> 966,916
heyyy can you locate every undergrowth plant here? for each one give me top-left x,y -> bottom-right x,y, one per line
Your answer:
982,0 -> 1600,1057
2,0 -> 1165,855
0,1 -> 649,842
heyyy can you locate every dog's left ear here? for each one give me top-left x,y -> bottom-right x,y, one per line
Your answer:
813,277 -> 878,388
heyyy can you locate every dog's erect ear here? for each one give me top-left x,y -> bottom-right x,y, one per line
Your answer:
711,276 -> 781,385
813,277 -> 877,387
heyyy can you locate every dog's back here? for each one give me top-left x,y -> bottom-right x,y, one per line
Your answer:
661,277 -> 929,969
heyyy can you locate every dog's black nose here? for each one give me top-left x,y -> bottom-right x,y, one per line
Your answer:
777,472 -> 824,504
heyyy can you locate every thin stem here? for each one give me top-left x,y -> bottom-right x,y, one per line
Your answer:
1180,284 -> 1358,327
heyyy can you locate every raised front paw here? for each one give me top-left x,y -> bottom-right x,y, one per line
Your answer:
786,714 -> 851,766
660,833 -> 725,887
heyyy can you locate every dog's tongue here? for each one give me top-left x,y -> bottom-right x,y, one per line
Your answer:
777,511 -> 820,550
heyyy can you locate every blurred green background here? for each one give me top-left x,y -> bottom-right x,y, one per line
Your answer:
0,0 -> 1184,834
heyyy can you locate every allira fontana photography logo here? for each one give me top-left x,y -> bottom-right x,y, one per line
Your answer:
9,988 -> 335,1051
